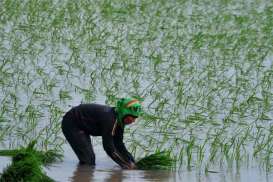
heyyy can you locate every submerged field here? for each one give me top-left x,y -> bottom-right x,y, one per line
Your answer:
0,0 -> 273,180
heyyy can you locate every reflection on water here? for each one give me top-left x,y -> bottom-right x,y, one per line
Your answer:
69,165 -> 272,182
104,170 -> 123,182
2,152 -> 273,182
71,164 -> 94,182
40,144 -> 273,182
70,164 -> 174,182
47,143 -> 175,182
140,170 -> 174,182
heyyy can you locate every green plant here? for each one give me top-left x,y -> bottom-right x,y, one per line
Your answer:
0,140 -> 63,182
136,151 -> 175,170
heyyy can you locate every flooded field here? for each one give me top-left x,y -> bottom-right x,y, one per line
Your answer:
0,0 -> 273,181
1,144 -> 272,181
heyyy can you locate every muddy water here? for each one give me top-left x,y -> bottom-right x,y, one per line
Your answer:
43,144 -> 176,182
44,144 -> 272,182
0,143 -> 272,182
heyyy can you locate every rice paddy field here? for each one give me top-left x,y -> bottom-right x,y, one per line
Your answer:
0,0 -> 273,181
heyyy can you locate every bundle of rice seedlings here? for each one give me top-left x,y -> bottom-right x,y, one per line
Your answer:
136,151 -> 175,170
35,149 -> 63,165
0,151 -> 53,182
0,140 -> 63,182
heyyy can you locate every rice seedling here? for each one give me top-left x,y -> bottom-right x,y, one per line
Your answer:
0,140 -> 62,182
0,0 -> 272,180
136,151 -> 175,170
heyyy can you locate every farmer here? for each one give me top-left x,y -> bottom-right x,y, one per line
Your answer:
61,98 -> 142,169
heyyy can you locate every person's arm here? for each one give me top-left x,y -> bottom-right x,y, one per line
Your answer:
113,127 -> 135,163
102,133 -> 133,169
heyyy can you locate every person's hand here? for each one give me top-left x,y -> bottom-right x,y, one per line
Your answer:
128,162 -> 137,169
123,162 -> 136,169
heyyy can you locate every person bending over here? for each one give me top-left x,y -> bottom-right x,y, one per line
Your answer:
61,98 -> 142,169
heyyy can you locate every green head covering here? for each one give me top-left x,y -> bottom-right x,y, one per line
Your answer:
115,98 -> 142,124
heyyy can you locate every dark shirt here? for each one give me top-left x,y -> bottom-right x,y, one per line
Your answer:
70,103 -> 135,168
